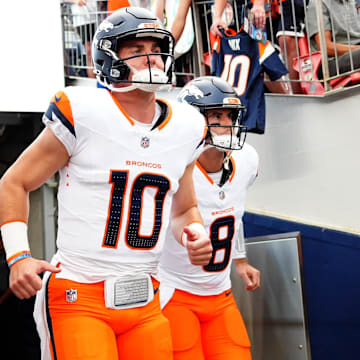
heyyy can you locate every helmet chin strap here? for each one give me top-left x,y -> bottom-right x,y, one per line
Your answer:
223,151 -> 232,170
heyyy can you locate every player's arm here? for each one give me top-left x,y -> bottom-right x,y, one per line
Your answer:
170,160 -> 212,266
314,30 -> 360,57
171,0 -> 192,43
233,222 -> 260,291
0,128 -> 69,299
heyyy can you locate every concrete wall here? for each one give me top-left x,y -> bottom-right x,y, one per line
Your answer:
162,86 -> 360,234
245,87 -> 360,234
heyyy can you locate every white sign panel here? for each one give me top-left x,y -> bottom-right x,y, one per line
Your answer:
0,1 -> 65,113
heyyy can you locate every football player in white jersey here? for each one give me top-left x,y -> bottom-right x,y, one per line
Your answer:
0,7 -> 212,360
159,76 -> 261,360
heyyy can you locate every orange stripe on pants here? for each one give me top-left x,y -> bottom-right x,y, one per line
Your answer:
162,289 -> 251,360
46,275 -> 173,360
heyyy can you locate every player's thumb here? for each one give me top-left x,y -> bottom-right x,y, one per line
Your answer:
241,273 -> 253,289
184,223 -> 207,241
183,226 -> 196,240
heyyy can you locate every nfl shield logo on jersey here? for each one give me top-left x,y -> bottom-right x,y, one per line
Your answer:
66,289 -> 77,303
141,137 -> 150,148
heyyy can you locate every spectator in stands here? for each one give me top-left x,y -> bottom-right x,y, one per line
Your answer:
210,0 -> 266,37
154,0 -> 192,43
270,0 -> 309,94
210,0 -> 289,94
210,0 -> 267,37
154,0 -> 196,86
306,0 -> 360,79
64,0 -> 102,78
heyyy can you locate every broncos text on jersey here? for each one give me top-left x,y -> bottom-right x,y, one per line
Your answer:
159,144 -> 259,296
42,86 -> 206,283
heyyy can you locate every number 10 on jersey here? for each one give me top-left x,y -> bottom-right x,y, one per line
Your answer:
220,54 -> 250,97
102,170 -> 170,250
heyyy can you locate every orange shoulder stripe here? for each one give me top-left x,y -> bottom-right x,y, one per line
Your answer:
51,91 -> 74,127
258,41 -> 267,59
196,161 -> 214,185
110,93 -> 135,126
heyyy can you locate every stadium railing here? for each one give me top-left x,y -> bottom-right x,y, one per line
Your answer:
59,0 -> 360,96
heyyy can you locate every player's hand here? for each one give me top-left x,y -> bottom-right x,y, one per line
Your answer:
251,4 -> 266,30
210,18 -> 227,38
234,258 -> 260,291
183,225 -> 213,266
9,257 -> 61,299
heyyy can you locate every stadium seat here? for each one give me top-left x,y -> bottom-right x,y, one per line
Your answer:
293,36 -> 360,95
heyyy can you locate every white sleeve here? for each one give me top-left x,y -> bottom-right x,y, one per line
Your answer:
42,90 -> 77,156
232,222 -> 247,259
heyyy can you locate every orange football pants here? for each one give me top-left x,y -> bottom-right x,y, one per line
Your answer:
45,274 -> 173,360
162,289 -> 251,360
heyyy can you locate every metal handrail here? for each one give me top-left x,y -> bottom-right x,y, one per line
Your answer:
60,0 -> 360,95
314,0 -> 330,91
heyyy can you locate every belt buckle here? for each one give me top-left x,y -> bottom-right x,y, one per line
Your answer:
104,274 -> 154,310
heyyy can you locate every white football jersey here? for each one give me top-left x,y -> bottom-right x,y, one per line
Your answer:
42,86 -> 206,282
159,144 -> 259,295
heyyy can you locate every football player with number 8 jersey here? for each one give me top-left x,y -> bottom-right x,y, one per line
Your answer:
0,7 -> 213,360
159,76 -> 261,360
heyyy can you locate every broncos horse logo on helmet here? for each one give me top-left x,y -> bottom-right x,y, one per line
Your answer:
177,76 -> 247,151
177,85 -> 205,103
92,7 -> 175,92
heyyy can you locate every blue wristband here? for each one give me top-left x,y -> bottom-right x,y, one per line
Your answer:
7,251 -> 32,268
